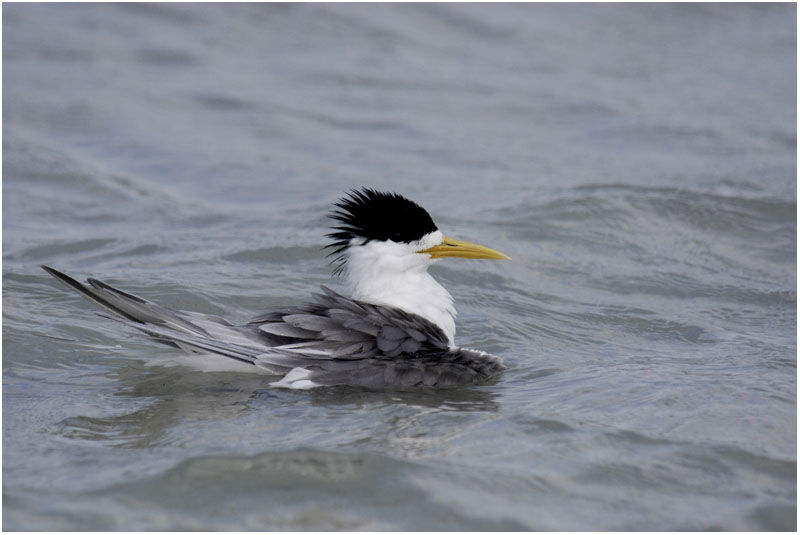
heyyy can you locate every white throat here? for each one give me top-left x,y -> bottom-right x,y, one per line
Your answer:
340,230 -> 457,346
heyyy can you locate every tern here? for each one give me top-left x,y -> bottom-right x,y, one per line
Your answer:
42,188 -> 510,389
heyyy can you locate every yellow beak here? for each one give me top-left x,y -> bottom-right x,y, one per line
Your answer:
418,236 -> 510,260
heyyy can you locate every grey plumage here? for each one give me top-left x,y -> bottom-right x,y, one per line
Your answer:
41,266 -> 504,388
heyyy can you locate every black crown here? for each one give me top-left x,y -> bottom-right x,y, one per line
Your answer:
326,188 -> 438,273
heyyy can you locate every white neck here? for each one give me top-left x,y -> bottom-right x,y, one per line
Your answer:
340,230 -> 457,346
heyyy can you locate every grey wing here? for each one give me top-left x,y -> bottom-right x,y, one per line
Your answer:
246,286 -> 449,365
270,347 -> 505,389
247,287 -> 503,388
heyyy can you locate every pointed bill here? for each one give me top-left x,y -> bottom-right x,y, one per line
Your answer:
418,236 -> 510,260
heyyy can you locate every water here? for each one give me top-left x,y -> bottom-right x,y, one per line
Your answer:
3,3 -> 796,530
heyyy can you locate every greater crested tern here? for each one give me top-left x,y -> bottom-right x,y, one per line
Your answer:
42,188 -> 510,389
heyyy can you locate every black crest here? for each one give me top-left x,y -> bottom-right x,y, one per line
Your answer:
326,188 -> 438,273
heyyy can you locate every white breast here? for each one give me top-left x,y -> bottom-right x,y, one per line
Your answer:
340,231 -> 457,347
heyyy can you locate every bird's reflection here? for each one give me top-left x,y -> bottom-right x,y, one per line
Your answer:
55,356 -> 502,450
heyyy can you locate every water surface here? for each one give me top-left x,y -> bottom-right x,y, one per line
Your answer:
3,3 -> 796,530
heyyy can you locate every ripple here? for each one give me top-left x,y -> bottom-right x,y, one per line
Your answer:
7,449 -> 532,530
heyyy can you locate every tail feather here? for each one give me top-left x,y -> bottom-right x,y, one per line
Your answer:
41,265 -> 267,368
41,265 -> 145,324
42,265 -> 207,336
122,319 -> 262,366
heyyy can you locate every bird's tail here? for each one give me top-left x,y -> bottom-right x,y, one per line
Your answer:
42,265 -> 207,333
40,265 -> 267,366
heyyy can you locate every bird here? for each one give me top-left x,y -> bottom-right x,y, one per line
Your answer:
42,188 -> 510,389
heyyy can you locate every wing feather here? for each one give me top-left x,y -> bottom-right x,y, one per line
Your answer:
258,322 -> 317,339
246,286 -> 449,361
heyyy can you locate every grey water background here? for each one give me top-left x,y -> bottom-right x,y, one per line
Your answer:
2,3 -> 796,530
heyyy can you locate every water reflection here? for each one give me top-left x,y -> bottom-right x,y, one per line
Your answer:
54,357 -> 502,449
301,382 -> 502,411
